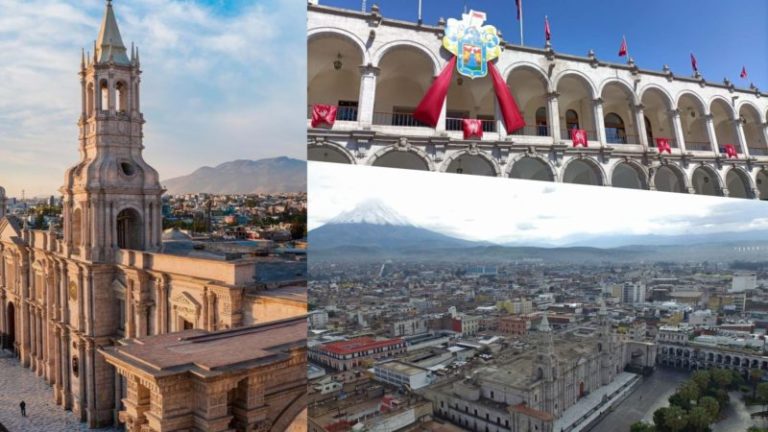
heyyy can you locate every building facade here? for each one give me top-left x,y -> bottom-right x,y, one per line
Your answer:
309,336 -> 406,371
308,4 -> 768,199
0,3 -> 307,430
656,326 -> 768,374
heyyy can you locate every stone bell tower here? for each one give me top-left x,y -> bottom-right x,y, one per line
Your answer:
61,0 -> 163,263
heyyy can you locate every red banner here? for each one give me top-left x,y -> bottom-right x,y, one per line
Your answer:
571,129 -> 588,148
311,104 -> 337,128
618,37 -> 627,57
724,144 -> 738,158
741,66 -> 748,79
413,57 -> 456,128
489,62 -> 525,134
691,53 -> 698,72
544,16 -> 551,41
656,138 -> 672,154
462,119 -> 484,140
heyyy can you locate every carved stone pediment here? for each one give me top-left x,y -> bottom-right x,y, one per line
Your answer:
172,292 -> 201,319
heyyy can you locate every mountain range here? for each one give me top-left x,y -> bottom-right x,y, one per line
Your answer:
309,200 -> 768,263
162,157 -> 305,194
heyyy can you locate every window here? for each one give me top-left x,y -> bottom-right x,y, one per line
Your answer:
604,112 -> 626,144
644,116 -> 654,145
566,109 -> 580,130
337,100 -> 358,121
100,80 -> 109,112
535,107 -> 548,136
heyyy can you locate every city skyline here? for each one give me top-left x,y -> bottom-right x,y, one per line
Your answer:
309,162 -> 768,247
0,0 -> 305,197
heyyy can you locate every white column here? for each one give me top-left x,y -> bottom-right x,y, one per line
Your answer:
634,104 -> 649,149
357,65 -> 380,128
593,98 -> 607,146
670,109 -> 687,153
704,114 -> 720,157
548,92 -> 561,143
735,119 -> 750,158
495,98 -> 507,139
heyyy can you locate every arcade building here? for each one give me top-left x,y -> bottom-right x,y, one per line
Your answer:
0,2 -> 307,431
308,3 -> 768,199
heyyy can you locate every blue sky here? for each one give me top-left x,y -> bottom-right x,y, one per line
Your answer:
321,0 -> 767,88
0,0 -> 305,197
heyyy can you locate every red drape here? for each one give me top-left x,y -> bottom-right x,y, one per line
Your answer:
571,129 -> 588,147
724,144 -> 737,158
488,62 -> 525,134
462,119 -> 484,140
413,57 -> 456,128
311,104 -> 337,128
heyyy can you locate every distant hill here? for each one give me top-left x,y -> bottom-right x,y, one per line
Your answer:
162,157 -> 306,194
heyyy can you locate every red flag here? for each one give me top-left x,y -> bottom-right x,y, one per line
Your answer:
740,66 -> 748,79
691,53 -> 698,73
515,0 -> 521,21
656,138 -> 672,154
544,16 -> 551,41
618,36 -> 628,57
571,129 -> 588,148
413,57 -> 456,128
724,144 -> 737,159
311,104 -> 337,128
462,119 -> 484,140
489,61 -> 525,133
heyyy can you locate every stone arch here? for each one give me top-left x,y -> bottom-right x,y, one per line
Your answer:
691,165 -> 723,196
271,390 -> 308,432
725,167 -> 755,199
597,78 -> 638,105
308,142 -> 356,164
115,80 -> 129,113
601,79 -> 640,144
555,72 -> 598,139
442,150 -> 500,177
653,164 -> 688,193
505,64 -> 552,136
710,97 -> 739,152
372,40 -> 441,76
640,85 -> 676,148
738,102 -> 767,155
757,169 -> 768,200
116,207 -> 144,250
369,145 -> 434,171
677,91 -> 710,151
611,161 -> 648,190
373,42 -> 440,126
4,301 -> 15,351
561,157 -> 605,186
307,28 -> 367,113
553,70 -> 598,98
507,153 -> 556,181
98,79 -> 109,112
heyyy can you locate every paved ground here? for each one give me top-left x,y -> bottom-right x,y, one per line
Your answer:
0,352 -> 120,431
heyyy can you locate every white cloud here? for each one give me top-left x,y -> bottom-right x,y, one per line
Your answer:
0,0 -> 305,197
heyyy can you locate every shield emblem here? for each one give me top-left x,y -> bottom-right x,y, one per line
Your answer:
457,30 -> 487,78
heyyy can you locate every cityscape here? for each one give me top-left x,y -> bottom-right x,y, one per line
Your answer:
307,162 -> 768,432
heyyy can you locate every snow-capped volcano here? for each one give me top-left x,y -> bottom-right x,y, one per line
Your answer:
328,199 -> 412,226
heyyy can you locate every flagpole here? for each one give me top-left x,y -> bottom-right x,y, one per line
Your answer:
519,0 -> 525,46
417,0 -> 422,24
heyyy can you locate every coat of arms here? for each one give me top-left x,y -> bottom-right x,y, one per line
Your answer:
443,10 -> 501,79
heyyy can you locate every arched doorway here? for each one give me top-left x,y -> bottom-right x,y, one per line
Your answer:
563,159 -> 603,186
641,87 -> 676,148
4,302 -> 15,351
374,45 -> 436,127
557,74 -> 596,141
691,167 -> 721,196
726,169 -> 753,199
604,112 -> 627,144
654,165 -> 686,193
612,163 -> 647,189
678,93 -> 710,151
308,33 -> 364,121
602,81 -> 638,144
308,146 -> 353,164
509,157 -> 555,181
445,154 -> 496,176
373,151 -> 430,171
116,208 -> 143,250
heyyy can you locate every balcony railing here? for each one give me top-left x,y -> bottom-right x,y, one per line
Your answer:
605,129 -> 639,145
373,111 -> 429,127
685,141 -> 711,151
749,147 -> 768,156
445,117 -> 497,133
306,105 -> 358,122
510,125 -> 549,137
561,129 -> 598,142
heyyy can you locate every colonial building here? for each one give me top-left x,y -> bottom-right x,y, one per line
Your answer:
0,2 -> 307,430
308,3 -> 768,199
309,336 -> 406,371
423,306 -> 655,432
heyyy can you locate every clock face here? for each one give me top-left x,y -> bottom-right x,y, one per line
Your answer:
69,281 -> 78,301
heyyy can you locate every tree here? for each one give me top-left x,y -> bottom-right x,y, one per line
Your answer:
653,407 -> 668,430
678,380 -> 700,407
691,370 -> 711,393
698,395 -> 719,420
686,406 -> 711,432
750,368 -> 764,399
711,368 -> 733,389
630,422 -> 656,432
663,405 -> 688,432
757,382 -> 768,405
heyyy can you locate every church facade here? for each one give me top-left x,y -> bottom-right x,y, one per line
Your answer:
0,2 -> 307,430
308,3 -> 768,199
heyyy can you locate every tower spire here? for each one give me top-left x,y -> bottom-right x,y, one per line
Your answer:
95,0 -> 130,65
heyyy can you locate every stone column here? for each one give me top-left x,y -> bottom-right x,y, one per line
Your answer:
0,291 -> 5,349
53,326 -> 63,404
547,92 -> 561,143
735,119 -> 750,158
357,65 -> 380,128
593,98 -> 607,146
495,98 -> 507,139
668,109 -> 687,153
704,114 -> 720,157
634,103 -> 649,149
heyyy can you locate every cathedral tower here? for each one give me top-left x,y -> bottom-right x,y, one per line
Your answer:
534,312 -> 558,415
61,0 -> 163,263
